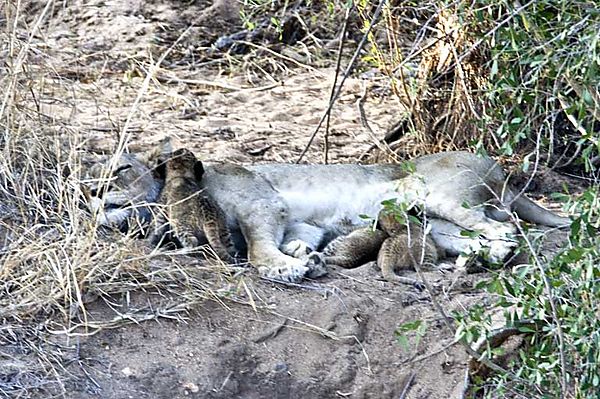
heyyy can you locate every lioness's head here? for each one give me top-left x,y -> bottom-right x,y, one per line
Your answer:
81,139 -> 172,231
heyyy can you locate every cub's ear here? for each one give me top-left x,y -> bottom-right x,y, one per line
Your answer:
194,160 -> 205,181
153,159 -> 167,180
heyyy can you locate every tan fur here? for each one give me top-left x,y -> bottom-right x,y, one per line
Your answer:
376,211 -> 439,283
323,210 -> 439,283
83,143 -> 569,283
323,228 -> 387,268
151,149 -> 236,263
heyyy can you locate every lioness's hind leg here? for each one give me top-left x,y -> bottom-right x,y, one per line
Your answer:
240,213 -> 314,282
428,203 -> 517,263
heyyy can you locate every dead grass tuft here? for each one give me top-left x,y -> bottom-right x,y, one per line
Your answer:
0,3 -> 257,396
365,2 -> 495,162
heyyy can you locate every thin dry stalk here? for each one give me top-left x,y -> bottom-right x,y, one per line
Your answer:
296,0 -> 388,163
323,4 -> 352,164
0,6 -> 252,395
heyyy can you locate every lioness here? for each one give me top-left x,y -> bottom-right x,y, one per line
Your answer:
83,140 -> 569,282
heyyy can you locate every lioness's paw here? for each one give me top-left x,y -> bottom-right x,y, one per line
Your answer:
281,239 -> 313,259
258,260 -> 309,283
487,239 -> 518,263
305,251 -> 328,279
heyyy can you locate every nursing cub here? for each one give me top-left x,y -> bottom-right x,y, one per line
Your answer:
324,209 -> 440,283
150,148 -> 237,263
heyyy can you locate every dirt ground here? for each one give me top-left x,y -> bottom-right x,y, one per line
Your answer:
2,1 -> 576,398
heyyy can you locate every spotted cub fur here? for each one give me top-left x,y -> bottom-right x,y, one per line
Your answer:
151,149 -> 236,263
376,210 -> 439,283
323,228 -> 387,268
323,209 -> 439,283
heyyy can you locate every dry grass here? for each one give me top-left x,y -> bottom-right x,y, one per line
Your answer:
0,3 -> 258,396
0,128 -> 249,394
0,130 -> 247,395
363,2 -> 495,161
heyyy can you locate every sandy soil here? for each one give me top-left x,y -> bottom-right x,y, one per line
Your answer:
2,1 -> 575,398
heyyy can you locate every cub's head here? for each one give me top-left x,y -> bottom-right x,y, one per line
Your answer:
377,209 -> 408,236
81,139 -> 171,230
157,148 -> 204,182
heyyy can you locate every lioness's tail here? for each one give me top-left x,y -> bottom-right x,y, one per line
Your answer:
512,195 -> 570,227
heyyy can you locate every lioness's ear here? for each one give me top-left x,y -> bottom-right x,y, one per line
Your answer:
194,160 -> 205,181
137,137 -> 173,169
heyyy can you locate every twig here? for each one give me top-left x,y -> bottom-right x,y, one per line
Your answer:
405,214 -> 524,381
99,25 -> 194,194
458,141 -> 567,395
454,0 -> 536,67
403,339 -> 458,365
156,73 -> 281,92
119,27 -> 192,148
323,4 -> 352,164
296,0 -> 388,163
0,0 -> 52,120
513,217 -> 568,396
238,40 -> 324,75
252,318 -> 289,343
260,277 -> 336,295
462,321 -> 541,398
398,372 -> 416,399
356,84 -> 399,162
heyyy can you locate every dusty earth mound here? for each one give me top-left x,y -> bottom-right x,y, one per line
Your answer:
76,266 -> 488,399
1,1 -> 575,398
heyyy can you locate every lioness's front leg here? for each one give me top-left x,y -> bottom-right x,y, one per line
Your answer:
238,209 -> 323,282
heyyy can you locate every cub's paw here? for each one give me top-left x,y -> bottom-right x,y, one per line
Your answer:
258,259 -> 309,283
305,251 -> 328,279
281,239 -> 314,259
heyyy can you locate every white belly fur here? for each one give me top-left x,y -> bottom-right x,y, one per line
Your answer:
280,175 -> 427,230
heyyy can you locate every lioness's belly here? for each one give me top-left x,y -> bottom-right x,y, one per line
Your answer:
279,180 -> 399,229
249,164 -> 427,232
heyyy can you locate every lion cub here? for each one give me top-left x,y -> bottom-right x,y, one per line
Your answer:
323,228 -> 387,269
323,209 -> 439,283
151,149 -> 236,263
376,210 -> 439,283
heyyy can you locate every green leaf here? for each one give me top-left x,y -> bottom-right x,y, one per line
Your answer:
460,229 -> 479,238
395,333 -> 410,351
510,117 -> 522,124
400,161 -> 416,173
407,215 -> 422,226
490,59 -> 498,77
582,88 -> 594,106
396,319 -> 423,332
